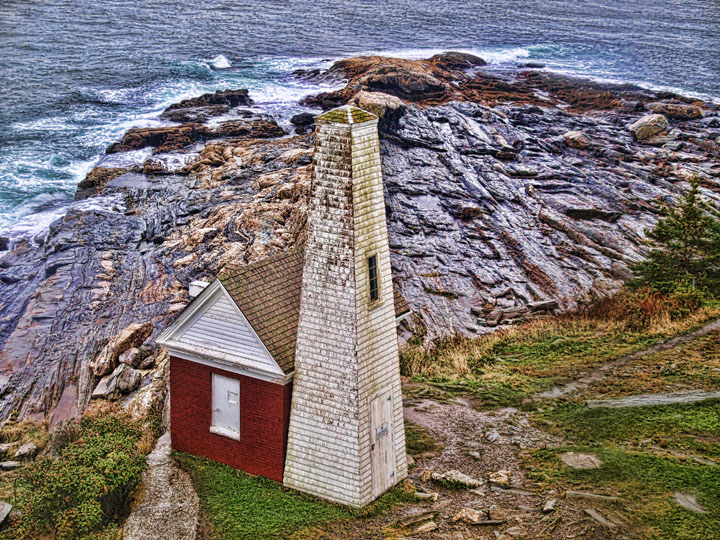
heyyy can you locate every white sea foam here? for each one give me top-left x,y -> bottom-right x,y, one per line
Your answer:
207,54 -> 231,69
0,193 -> 125,246
346,46 -> 533,65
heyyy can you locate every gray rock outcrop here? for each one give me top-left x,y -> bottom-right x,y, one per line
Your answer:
0,53 -> 718,423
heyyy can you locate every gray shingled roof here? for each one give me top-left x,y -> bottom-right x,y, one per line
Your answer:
218,249 -> 304,375
218,249 -> 410,375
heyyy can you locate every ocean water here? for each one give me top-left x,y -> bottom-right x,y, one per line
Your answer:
1,0 -> 718,237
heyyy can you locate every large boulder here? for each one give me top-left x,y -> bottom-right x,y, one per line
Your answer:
114,364 -> 143,394
357,65 -> 445,99
648,102 -> 704,120
350,91 -> 404,119
429,51 -> 487,70
160,89 -> 252,123
290,112 -> 315,126
563,130 -> 592,149
628,114 -> 669,141
211,119 -> 284,139
92,322 -> 153,377
91,364 -> 142,400
106,124 -> 209,154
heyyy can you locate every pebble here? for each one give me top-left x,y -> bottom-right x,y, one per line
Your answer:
489,469 -> 512,486
542,498 -> 557,513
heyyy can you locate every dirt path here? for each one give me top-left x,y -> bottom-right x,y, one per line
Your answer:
536,317 -> 720,399
302,397 -> 626,540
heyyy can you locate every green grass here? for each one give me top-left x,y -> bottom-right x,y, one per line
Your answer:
530,445 -> 720,540
543,400 -> 720,458
401,303 -> 720,409
176,453 -> 351,539
176,453 -> 416,540
404,422 -> 440,456
527,399 -> 720,539
0,415 -> 146,540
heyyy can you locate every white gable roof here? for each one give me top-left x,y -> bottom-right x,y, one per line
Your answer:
157,280 -> 286,380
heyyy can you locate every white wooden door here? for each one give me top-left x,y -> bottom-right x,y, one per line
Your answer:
211,374 -> 240,440
370,390 -> 396,497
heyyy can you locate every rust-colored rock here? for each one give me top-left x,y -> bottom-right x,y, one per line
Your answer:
92,322 -> 153,377
106,123 -> 209,154
648,101 -> 704,119
75,167 -> 127,200
211,119 -> 285,139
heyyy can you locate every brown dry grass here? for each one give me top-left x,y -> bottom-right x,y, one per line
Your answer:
0,420 -> 49,452
400,291 -> 720,406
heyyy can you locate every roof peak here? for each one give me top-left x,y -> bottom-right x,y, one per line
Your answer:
315,105 -> 377,125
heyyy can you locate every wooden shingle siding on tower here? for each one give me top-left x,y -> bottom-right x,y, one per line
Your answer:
351,120 -> 408,503
283,107 -> 407,507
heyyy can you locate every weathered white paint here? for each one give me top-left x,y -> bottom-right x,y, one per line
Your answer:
189,280 -> 210,298
156,280 -> 285,378
370,390 -> 396,498
283,107 -> 407,507
211,374 -> 240,440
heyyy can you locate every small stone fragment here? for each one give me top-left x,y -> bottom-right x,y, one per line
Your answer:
559,452 -> 603,470
490,485 -> 535,496
0,461 -> 22,471
584,508 -> 617,528
485,430 -> 500,442
453,507 -> 485,524
414,521 -> 438,533
505,526 -> 524,536
0,501 -> 12,525
542,498 -> 556,513
0,443 -> 12,456
431,469 -> 482,489
565,490 -> 619,502
488,507 -> 509,521
396,510 -> 438,529
674,492 -> 708,514
489,469 -> 512,486
414,491 -> 438,501
14,442 -> 38,460
563,130 -> 592,149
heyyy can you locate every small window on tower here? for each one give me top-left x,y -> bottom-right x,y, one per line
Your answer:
368,255 -> 379,302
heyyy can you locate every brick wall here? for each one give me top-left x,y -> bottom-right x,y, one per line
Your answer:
170,356 -> 291,483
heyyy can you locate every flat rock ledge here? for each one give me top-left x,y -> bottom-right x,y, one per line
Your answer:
587,390 -> 720,409
122,432 -> 200,540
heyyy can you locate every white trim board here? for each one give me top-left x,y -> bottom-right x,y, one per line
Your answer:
166,347 -> 293,384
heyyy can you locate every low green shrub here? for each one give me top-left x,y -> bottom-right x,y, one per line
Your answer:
6,415 -> 145,540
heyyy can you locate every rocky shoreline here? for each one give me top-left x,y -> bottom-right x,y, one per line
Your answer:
0,52 -> 719,423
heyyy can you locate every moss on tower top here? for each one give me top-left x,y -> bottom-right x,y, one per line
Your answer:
316,106 -> 377,125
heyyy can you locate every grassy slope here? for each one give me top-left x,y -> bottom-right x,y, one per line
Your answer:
175,453 -> 415,540
401,300 -> 720,540
531,330 -> 720,540
401,305 -> 720,409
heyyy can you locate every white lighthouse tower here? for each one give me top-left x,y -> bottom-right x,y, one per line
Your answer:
283,106 -> 407,507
